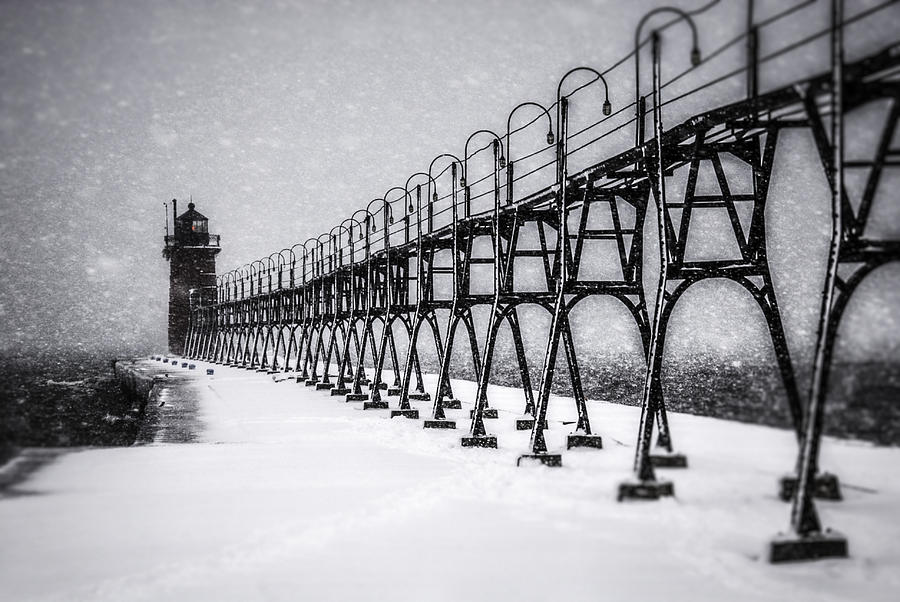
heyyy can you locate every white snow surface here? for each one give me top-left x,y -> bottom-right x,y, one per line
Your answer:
1,360 -> 899,601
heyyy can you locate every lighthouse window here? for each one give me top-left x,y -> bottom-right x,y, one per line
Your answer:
192,220 -> 208,233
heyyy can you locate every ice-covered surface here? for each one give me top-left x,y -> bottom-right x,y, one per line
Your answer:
1,359 -> 899,601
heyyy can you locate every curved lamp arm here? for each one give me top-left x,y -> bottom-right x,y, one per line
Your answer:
634,6 -> 702,143
463,128 -> 505,187
557,67 -> 612,116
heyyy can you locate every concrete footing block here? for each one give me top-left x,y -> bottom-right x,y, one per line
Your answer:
362,400 -> 389,410
460,435 -> 497,449
315,382 -> 334,391
409,392 -> 431,401
567,434 -> 603,449
516,418 -> 548,431
768,530 -> 848,563
390,409 -> 419,419
517,453 -> 563,467
423,419 -> 457,430
345,393 -> 368,402
617,479 -> 675,501
304,379 -> 319,387
441,399 -> 462,409
330,387 -> 350,396
649,452 -> 688,468
470,408 -> 499,420
387,387 -> 401,396
778,473 -> 842,502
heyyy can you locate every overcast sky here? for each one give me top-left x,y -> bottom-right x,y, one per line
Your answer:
1,0 -> 898,365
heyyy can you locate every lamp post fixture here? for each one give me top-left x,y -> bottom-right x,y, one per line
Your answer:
463,129 -> 506,219
266,252 -> 282,294
237,263 -> 250,301
505,101 -> 554,205
633,6 -> 700,147
428,153 -> 463,297
250,259 -> 266,298
276,249 -> 293,292
405,172 -> 437,303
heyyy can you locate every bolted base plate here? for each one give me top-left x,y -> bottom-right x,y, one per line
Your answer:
516,418 -> 548,431
649,452 -> 688,468
330,387 -> 350,396
769,530 -> 848,563
362,400 -> 389,410
390,409 -> 419,419
387,387 -> 401,397
460,435 -> 498,449
315,382 -> 335,391
778,472 -> 842,502
409,392 -> 431,401
470,408 -> 499,420
441,399 -> 463,409
617,479 -> 675,502
517,453 -> 563,467
567,434 -> 603,450
345,393 -> 368,402
423,419 -> 457,430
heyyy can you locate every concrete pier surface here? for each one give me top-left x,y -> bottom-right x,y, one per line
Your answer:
1,359 -> 899,601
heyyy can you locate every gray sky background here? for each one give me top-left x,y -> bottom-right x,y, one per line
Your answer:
1,0 -> 898,366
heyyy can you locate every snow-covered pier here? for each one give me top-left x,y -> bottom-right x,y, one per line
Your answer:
1,359 -> 898,601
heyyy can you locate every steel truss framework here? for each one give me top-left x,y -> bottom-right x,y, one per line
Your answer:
179,1 -> 899,563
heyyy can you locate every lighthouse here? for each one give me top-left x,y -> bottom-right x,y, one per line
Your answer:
162,199 -> 221,354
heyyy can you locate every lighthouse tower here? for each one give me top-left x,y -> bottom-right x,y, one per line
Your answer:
162,199 -> 221,354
